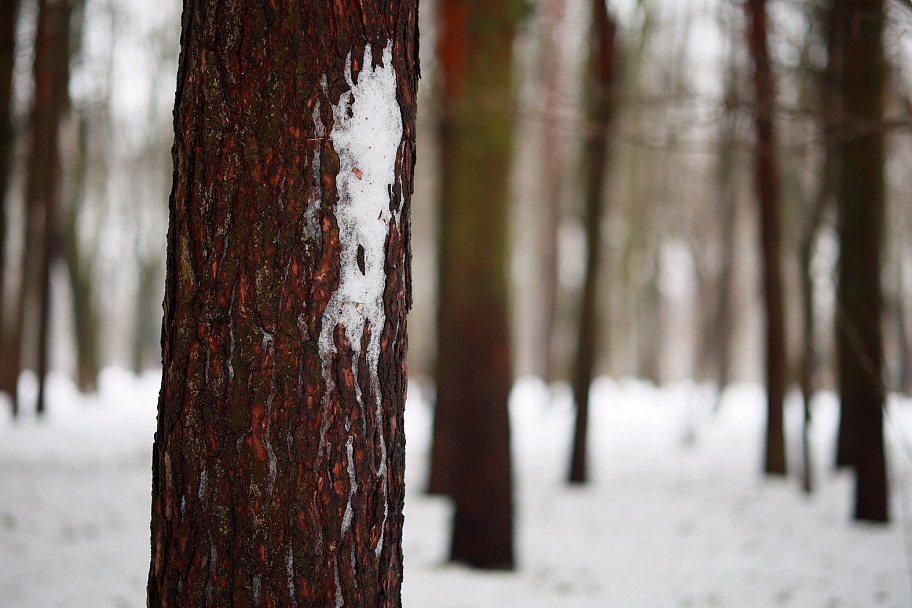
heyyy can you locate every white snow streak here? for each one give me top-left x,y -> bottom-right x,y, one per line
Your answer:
316,39 -> 401,608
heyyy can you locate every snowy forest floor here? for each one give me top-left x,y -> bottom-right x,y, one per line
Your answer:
0,369 -> 910,607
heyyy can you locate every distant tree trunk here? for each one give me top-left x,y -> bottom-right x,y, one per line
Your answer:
147,2 -> 418,605
746,0 -> 787,476
34,0 -> 75,415
713,33 -> 739,406
6,0 -> 73,415
834,0 -> 888,523
535,0 -> 565,383
63,113 -> 99,392
796,0 -> 842,494
0,0 -> 19,396
428,0 -> 519,569
131,257 -> 160,374
568,1 -> 617,485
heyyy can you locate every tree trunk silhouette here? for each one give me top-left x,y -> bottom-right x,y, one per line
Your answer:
834,0 -> 889,523
569,0 -> 617,485
746,0 -> 786,476
428,0 -> 519,569
0,0 -> 19,400
147,2 -> 418,604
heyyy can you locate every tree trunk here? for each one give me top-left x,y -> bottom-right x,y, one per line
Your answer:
534,0 -> 565,383
63,113 -> 99,392
0,0 -> 19,398
713,27 -> 739,407
796,0 -> 842,493
834,0 -> 889,523
746,0 -> 787,476
428,0 -> 519,570
34,0 -> 74,415
147,3 -> 419,605
131,257 -> 160,375
569,0 -> 617,484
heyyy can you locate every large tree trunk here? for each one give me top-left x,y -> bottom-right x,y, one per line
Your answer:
428,0 -> 519,570
147,3 -> 419,605
568,0 -> 617,485
0,0 -> 19,396
834,0 -> 888,523
746,0 -> 787,476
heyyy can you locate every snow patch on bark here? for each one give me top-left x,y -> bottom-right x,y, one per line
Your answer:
317,39 -> 400,556
317,40 -> 401,608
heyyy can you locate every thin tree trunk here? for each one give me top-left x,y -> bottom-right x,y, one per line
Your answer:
63,113 -> 99,392
747,0 -> 787,476
835,0 -> 889,523
535,0 -> 565,383
147,3 -> 419,604
569,1 -> 617,485
34,0 -> 73,415
131,257 -> 159,374
429,0 -> 519,569
0,0 -> 20,397
796,0 -> 842,493
713,32 -> 739,407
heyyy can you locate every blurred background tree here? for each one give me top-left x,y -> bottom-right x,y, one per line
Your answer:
0,0 -> 909,531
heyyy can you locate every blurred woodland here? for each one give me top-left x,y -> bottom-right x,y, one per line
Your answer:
0,0 -> 911,568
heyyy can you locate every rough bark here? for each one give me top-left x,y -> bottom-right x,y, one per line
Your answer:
428,0 -> 519,569
147,2 -> 419,605
568,1 -> 617,485
834,0 -> 888,523
746,0 -> 787,476
0,0 -> 19,395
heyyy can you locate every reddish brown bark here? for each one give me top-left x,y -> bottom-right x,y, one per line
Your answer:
834,0 -> 888,523
746,0 -> 786,476
429,0 -> 519,570
147,2 -> 418,605
568,0 -> 617,485
0,0 -> 19,395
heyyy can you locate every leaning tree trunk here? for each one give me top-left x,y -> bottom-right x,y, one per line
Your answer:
835,0 -> 888,523
428,0 -> 519,570
0,0 -> 19,393
568,0 -> 617,485
147,3 -> 419,605
746,0 -> 787,476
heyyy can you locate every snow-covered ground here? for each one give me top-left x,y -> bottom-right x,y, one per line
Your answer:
0,369 -> 910,607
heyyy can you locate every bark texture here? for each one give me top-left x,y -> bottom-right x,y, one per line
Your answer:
568,0 -> 617,485
147,2 -> 419,605
747,0 -> 786,475
429,0 -> 520,569
834,0 -> 888,522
